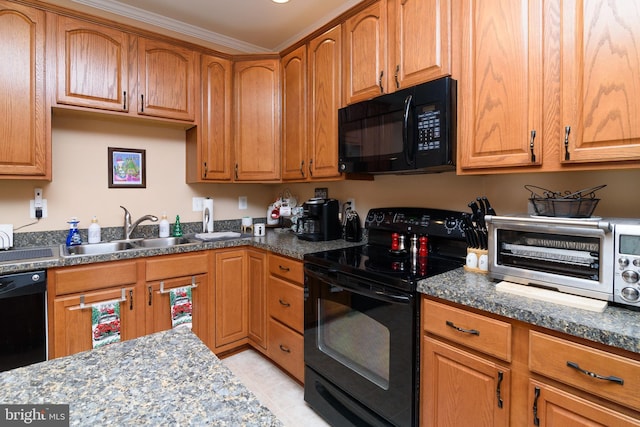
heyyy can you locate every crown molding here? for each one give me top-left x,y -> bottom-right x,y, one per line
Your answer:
71,0 -> 272,53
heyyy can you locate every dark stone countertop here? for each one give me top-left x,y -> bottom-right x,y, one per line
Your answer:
0,228 -> 365,274
417,268 -> 640,355
0,327 -> 282,426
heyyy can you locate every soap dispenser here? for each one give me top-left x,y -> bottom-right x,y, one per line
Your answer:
66,217 -> 82,246
88,216 -> 101,244
159,213 -> 170,238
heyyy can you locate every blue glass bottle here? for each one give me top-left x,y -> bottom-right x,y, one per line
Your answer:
66,218 -> 83,246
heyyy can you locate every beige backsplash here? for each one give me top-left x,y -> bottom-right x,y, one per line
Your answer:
0,112 -> 638,233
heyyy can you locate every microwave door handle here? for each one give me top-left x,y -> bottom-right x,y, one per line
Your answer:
403,94 -> 414,166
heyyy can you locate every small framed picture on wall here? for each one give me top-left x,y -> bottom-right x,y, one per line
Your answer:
108,147 -> 146,188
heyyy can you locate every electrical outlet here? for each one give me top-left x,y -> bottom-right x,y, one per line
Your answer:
30,199 -> 47,218
238,196 -> 248,210
192,197 -> 204,211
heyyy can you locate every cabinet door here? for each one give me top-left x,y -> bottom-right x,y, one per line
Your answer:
388,0 -> 451,90
137,37 -> 197,121
51,286 -> 141,358
234,58 -> 281,181
200,54 -> 233,180
457,0 -> 543,171
56,16 -> 130,112
215,250 -> 248,347
560,1 -> 640,163
530,380 -> 640,426
422,336 -> 510,427
281,46 -> 308,181
0,1 -> 48,178
343,1 -> 387,104
247,249 -> 267,350
308,25 -> 342,179
145,274 -> 207,342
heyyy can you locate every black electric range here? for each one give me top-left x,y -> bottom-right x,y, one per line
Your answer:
304,207 -> 469,292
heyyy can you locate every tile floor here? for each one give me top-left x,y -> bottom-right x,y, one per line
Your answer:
222,349 -> 329,427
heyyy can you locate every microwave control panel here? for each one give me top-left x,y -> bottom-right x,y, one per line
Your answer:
417,105 -> 441,151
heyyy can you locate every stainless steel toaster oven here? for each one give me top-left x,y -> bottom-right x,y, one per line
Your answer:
486,215 -> 640,307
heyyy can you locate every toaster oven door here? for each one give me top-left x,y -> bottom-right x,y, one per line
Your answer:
487,216 -> 614,300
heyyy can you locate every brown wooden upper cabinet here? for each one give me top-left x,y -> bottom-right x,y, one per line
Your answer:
281,46 -> 308,181
457,0 -> 640,173
55,16 -> 198,122
0,1 -> 49,179
233,58 -> 281,181
198,54 -> 233,181
307,25 -> 343,180
343,0 -> 452,105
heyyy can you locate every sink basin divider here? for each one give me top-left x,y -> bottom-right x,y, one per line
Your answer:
79,288 -> 127,309
159,277 -> 198,294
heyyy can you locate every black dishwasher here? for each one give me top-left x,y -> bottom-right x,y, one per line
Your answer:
0,270 -> 47,372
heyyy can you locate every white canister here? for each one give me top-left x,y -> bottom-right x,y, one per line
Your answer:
254,223 -> 265,237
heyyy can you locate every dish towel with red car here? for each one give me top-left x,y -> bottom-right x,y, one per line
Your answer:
91,300 -> 121,349
170,286 -> 193,329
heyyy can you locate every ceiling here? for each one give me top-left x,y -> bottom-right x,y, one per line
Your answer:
59,0 -> 363,53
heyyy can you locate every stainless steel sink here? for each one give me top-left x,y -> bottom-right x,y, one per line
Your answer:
132,237 -> 197,248
60,236 -> 200,257
61,241 -> 137,256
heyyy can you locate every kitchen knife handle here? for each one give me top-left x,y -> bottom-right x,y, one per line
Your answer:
566,361 -> 624,385
446,320 -> 480,336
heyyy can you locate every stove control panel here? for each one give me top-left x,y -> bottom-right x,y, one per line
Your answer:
365,207 -> 465,239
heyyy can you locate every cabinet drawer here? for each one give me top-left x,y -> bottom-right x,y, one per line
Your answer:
423,299 -> 512,362
529,331 -> 640,410
268,254 -> 303,284
268,276 -> 303,333
52,261 -> 138,295
268,318 -> 304,383
146,252 -> 208,280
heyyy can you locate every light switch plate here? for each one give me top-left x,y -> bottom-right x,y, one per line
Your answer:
238,196 -> 248,210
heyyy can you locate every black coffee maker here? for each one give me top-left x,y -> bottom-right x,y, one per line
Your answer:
296,198 -> 341,241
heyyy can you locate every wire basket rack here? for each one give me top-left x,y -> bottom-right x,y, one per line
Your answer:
524,184 -> 606,218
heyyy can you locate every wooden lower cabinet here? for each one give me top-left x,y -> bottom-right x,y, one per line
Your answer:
266,253 -> 304,382
421,297 -> 640,426
421,333 -> 510,426
247,249 -> 267,350
530,380 -> 640,427
214,249 -> 248,350
49,252 -> 212,358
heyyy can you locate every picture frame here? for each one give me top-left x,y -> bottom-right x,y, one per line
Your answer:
108,147 -> 146,188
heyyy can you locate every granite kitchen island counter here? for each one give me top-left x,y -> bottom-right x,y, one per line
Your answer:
0,327 -> 282,426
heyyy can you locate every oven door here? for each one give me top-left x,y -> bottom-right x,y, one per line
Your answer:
304,263 -> 417,427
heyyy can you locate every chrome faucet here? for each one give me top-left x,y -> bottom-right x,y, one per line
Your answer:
120,206 -> 158,240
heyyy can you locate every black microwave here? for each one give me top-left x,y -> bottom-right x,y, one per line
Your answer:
338,76 -> 456,174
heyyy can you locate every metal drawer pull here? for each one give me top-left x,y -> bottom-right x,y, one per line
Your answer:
159,277 -> 198,294
279,344 -> 291,353
279,299 -> 290,307
129,289 -> 134,310
278,265 -> 290,272
445,320 -> 480,336
496,371 -> 504,408
79,288 -> 126,309
566,361 -> 624,385
532,386 -> 540,426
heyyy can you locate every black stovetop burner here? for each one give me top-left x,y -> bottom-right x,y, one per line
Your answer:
304,207 -> 469,292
